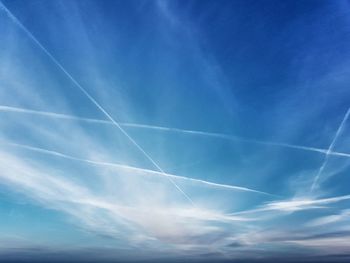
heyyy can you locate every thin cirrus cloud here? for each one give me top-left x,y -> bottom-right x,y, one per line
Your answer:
1,0 -> 350,262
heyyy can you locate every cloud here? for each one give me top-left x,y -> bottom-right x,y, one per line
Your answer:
0,149 -> 254,253
307,209 -> 350,227
289,235 -> 350,255
230,194 -> 350,215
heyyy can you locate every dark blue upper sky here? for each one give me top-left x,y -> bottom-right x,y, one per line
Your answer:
0,0 -> 350,262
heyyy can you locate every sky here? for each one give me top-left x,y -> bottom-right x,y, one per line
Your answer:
0,0 -> 350,262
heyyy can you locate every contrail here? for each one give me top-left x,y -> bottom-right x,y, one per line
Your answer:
311,107 -> 350,191
0,2 -> 195,206
0,105 -> 111,124
2,105 -> 350,159
0,140 -> 277,197
0,105 -> 112,124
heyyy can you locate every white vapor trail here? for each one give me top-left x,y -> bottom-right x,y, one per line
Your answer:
1,105 -> 350,159
1,140 -> 276,197
311,107 -> 350,191
0,2 -> 195,206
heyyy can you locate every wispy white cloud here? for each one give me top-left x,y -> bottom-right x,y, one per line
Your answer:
231,194 -> 350,215
307,209 -> 350,227
0,149 -> 252,251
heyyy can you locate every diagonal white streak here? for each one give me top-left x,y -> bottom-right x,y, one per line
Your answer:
1,105 -> 350,159
1,140 -> 277,197
0,2 -> 195,206
311,107 -> 350,191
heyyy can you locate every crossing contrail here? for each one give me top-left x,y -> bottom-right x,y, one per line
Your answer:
1,105 -> 350,159
0,140 -> 277,197
311,107 -> 350,191
0,2 -> 195,206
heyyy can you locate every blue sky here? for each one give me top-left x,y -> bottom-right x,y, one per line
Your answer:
0,0 -> 350,262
